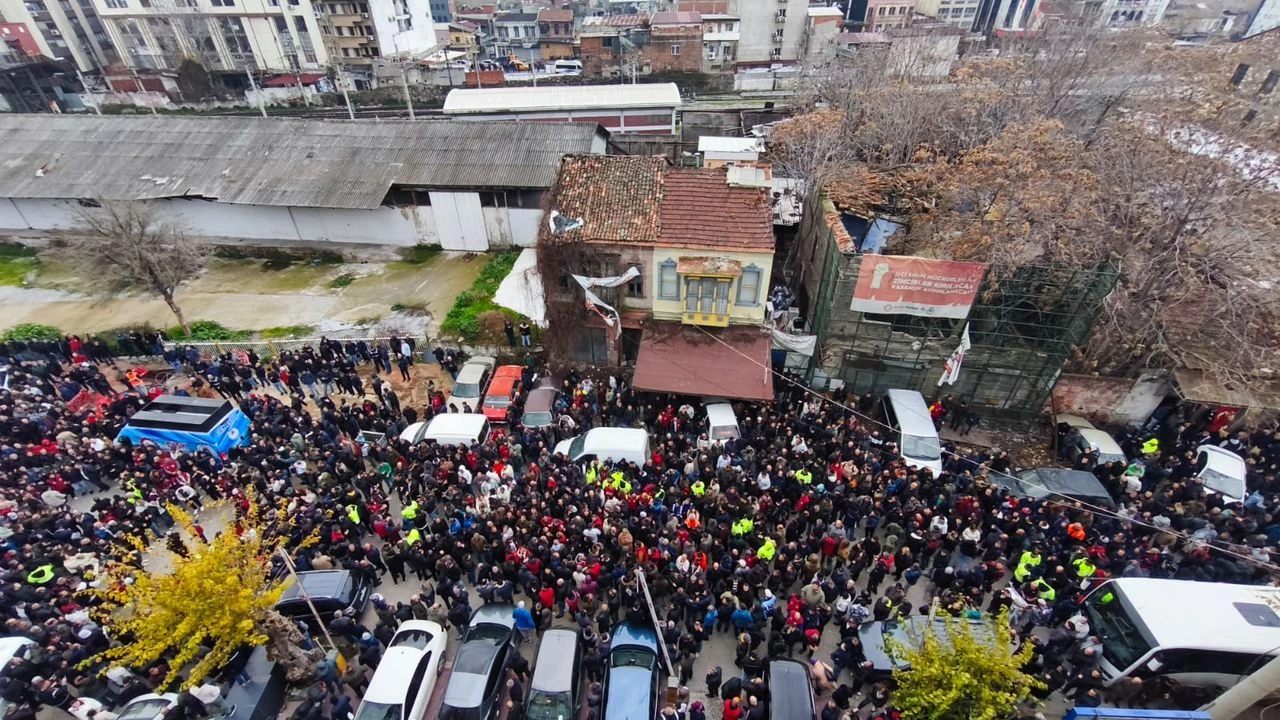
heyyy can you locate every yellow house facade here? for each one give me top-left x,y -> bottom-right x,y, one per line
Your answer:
650,248 -> 773,327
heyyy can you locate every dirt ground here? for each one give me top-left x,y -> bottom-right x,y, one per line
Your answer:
0,253 -> 484,335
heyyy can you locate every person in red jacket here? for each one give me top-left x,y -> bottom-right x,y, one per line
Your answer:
722,697 -> 745,720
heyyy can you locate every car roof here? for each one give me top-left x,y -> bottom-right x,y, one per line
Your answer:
524,387 -> 557,414
610,621 -> 659,652
424,413 -> 489,438
362,621 -> 445,703
884,389 -> 935,436
705,402 -> 737,425
581,428 -> 649,453
604,666 -> 654,720
493,365 -> 523,381
0,637 -> 33,666
455,362 -> 491,384
531,630 -> 579,694
487,373 -> 520,397
1022,468 -> 1114,503
279,570 -> 350,600
1199,444 -> 1247,473
442,667 -> 490,707
470,603 -> 517,629
766,659 -> 813,714
119,694 -> 180,720
1075,428 -> 1125,457
1055,413 -> 1097,429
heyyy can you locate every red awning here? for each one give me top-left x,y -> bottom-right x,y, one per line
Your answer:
262,72 -> 327,87
632,323 -> 774,401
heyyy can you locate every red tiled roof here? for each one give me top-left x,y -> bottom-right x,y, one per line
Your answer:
537,8 -> 573,22
543,154 -> 665,245
658,168 -> 774,251
651,10 -> 702,24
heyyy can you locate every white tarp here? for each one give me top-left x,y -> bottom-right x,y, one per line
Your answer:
770,327 -> 816,357
573,267 -> 640,334
493,248 -> 547,327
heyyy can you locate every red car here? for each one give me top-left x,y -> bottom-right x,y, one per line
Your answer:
481,365 -> 523,422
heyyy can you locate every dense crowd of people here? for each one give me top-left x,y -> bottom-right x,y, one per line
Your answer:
0,332 -> 1278,720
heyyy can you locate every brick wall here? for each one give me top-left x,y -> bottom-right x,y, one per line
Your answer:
641,25 -> 703,72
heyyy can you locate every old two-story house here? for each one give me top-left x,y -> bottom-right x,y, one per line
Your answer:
537,7 -> 574,60
538,154 -> 777,400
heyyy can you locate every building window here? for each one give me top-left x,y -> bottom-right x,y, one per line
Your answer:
658,259 -> 678,300
479,191 -> 506,207
705,44 -> 716,59
685,277 -> 731,314
670,43 -> 680,55
627,268 -> 643,298
738,265 -> 761,306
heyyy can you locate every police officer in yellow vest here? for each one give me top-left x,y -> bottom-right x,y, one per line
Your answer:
731,516 -> 754,537
27,564 -> 54,585
1014,549 -> 1042,582
586,463 -> 600,485
1141,436 -> 1160,455
1072,556 -> 1097,579
691,480 -> 706,497
757,537 -> 777,562
345,504 -> 361,526
1032,577 -> 1056,602
405,527 -> 422,546
795,467 -> 813,485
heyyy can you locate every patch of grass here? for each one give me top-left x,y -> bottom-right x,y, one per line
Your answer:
214,246 -> 344,266
0,243 -> 37,258
351,316 -> 383,327
440,252 -> 523,342
0,256 -> 38,286
258,324 -> 315,340
166,320 -> 253,341
390,302 -> 429,315
1,323 -> 61,342
398,244 -> 441,264
330,273 -> 356,289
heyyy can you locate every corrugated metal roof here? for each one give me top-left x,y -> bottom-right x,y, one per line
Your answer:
0,115 -> 603,210
443,83 -> 681,114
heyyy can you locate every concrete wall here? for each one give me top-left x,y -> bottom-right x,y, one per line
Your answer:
1049,371 -> 1169,427
0,197 -> 436,248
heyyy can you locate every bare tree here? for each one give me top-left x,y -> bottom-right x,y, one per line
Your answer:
57,200 -> 207,335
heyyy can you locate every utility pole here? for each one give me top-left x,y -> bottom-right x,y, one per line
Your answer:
275,548 -> 339,653
245,66 -> 267,117
400,65 -> 415,119
74,67 -> 101,115
336,65 -> 355,119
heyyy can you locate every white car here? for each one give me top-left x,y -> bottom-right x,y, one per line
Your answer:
1195,444 -> 1248,503
118,694 -> 180,720
0,637 -> 34,717
444,356 -> 496,412
352,621 -> 448,720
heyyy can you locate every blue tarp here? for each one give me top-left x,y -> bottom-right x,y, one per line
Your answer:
117,407 -> 251,455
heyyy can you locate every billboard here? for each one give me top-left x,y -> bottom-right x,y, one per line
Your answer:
850,256 -> 987,319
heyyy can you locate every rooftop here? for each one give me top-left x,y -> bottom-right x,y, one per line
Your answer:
542,154 -> 664,245
443,82 -> 681,113
651,10 -> 702,23
838,31 -> 891,43
0,116 -> 603,210
537,7 -> 573,21
582,13 -> 650,27
808,5 -> 845,15
659,168 -> 774,251
495,11 -> 538,21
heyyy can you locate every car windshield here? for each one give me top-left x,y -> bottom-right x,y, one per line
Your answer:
611,648 -> 655,669
524,412 -> 552,427
353,701 -> 401,720
568,435 -> 587,459
453,382 -> 480,399
467,623 -> 511,643
1084,593 -> 1153,672
711,426 -> 739,440
1201,467 -> 1243,497
902,434 -> 941,461
1014,471 -> 1051,500
120,700 -> 171,720
485,396 -> 510,408
438,706 -> 482,720
391,628 -> 435,650
526,690 -> 574,720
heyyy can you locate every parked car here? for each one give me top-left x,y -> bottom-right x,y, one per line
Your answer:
445,356 -> 496,412
527,629 -> 582,720
859,616 -> 999,678
554,428 -> 650,467
704,402 -> 741,441
0,637 -> 35,717
520,386 -> 558,429
602,622 -> 662,720
353,621 -> 448,720
439,605 -> 518,720
1195,444 -> 1248,503
881,389 -> 943,477
274,570 -> 372,627
988,467 -> 1117,509
117,694 -> 181,720
1055,414 -> 1127,466
481,365 -> 523,423
399,413 -> 491,448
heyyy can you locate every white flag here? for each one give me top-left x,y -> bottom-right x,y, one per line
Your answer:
937,325 -> 971,387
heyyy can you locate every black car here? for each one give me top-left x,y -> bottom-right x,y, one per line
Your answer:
989,467 -> 1117,510
439,604 -> 519,720
274,570 -> 372,626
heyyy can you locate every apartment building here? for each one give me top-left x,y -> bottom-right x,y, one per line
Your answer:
93,0 -> 328,74
642,10 -> 701,72
536,6 -> 572,59
700,12 -> 736,71
732,0 -> 809,63
0,0 -> 118,71
493,10 -> 537,60
914,0 -> 980,27
972,0 -> 1040,32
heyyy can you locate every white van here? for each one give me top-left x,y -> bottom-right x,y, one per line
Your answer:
705,402 -> 741,441
881,389 -> 943,477
399,413 -> 490,447
554,427 -> 650,466
552,59 -> 582,75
